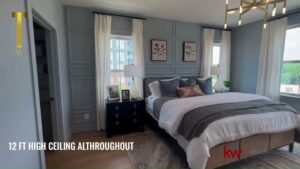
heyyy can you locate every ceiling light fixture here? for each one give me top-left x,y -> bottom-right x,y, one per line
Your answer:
224,0 -> 287,29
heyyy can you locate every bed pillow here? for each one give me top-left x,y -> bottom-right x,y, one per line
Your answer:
196,77 -> 213,95
177,85 -> 204,98
179,78 -> 197,87
148,81 -> 161,98
159,77 -> 180,97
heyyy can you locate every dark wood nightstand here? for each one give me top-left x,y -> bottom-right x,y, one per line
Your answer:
106,99 -> 145,138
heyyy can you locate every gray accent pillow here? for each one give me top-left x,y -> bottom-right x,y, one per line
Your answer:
159,77 -> 180,97
180,78 -> 197,87
196,77 -> 213,95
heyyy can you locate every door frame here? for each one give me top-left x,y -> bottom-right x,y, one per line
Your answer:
27,7 -> 64,142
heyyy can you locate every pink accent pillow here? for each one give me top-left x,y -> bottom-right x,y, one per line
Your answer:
176,85 -> 205,98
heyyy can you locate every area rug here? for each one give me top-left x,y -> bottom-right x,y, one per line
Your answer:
123,130 -> 300,169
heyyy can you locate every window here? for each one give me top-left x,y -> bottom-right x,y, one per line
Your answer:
280,27 -> 300,95
212,44 -> 221,66
110,35 -> 134,89
211,44 -> 221,86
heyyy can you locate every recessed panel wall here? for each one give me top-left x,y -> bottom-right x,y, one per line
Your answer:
66,6 -> 203,132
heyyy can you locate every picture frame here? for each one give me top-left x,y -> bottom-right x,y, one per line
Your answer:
183,42 -> 197,62
107,85 -> 120,100
121,89 -> 130,101
151,39 -> 167,61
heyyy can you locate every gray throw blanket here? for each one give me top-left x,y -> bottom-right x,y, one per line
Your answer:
177,99 -> 299,140
153,97 -> 177,119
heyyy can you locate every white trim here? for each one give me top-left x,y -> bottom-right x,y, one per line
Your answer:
25,1 -> 45,168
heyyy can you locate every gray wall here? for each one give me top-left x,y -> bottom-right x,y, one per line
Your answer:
31,0 -> 71,141
0,0 -> 43,168
144,18 -> 201,77
65,6 -> 224,132
231,21 -> 263,93
231,12 -> 300,112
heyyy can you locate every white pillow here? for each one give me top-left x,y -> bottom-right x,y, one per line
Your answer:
148,77 -> 180,97
149,81 -> 161,98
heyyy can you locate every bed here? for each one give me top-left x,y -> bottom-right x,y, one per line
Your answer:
143,77 -> 300,169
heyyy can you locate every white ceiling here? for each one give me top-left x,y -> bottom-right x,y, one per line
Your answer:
61,0 -> 300,27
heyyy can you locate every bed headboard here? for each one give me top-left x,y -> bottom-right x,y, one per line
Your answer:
143,76 -> 201,98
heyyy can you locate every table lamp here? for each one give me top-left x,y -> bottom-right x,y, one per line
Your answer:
124,65 -> 144,99
211,65 -> 223,92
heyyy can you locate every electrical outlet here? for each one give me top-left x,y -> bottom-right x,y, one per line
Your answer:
84,113 -> 90,120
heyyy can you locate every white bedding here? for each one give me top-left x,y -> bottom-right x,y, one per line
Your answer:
157,92 -> 300,169
146,95 -> 159,120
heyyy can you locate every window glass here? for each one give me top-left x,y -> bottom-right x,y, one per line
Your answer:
212,45 -> 221,66
280,27 -> 300,95
110,36 -> 134,89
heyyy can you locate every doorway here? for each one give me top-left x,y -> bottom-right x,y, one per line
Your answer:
33,21 -> 55,143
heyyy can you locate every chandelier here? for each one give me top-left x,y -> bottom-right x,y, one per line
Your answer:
224,0 -> 287,29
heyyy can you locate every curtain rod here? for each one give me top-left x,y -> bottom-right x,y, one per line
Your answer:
93,11 -> 147,20
201,26 -> 232,31
268,8 -> 300,22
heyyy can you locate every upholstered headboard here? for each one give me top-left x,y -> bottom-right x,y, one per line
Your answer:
143,76 -> 201,98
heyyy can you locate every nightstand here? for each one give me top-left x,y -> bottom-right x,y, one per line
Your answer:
106,99 -> 145,138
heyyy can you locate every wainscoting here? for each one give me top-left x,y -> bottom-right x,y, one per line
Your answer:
65,6 -> 222,132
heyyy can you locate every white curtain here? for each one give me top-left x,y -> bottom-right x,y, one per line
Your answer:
95,14 -> 112,130
201,28 -> 215,77
256,18 -> 287,101
132,19 -> 145,98
220,30 -> 231,82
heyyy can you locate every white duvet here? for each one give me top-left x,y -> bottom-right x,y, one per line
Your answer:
158,92 -> 300,169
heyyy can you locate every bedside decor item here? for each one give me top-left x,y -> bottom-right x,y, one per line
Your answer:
107,85 -> 120,100
151,39 -> 167,61
183,42 -> 197,62
124,65 -> 144,100
211,66 -> 224,92
121,89 -> 130,101
106,99 -> 145,137
224,80 -> 231,91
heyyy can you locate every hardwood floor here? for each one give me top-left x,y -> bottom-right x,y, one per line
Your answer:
46,128 -> 300,169
45,131 -> 133,169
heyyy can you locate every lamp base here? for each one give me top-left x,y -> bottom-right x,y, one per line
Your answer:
214,77 -> 224,92
130,83 -> 139,100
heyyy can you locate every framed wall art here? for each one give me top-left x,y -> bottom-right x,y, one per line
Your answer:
151,39 -> 167,61
183,42 -> 197,62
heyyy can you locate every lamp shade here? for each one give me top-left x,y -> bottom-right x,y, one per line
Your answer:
124,65 -> 144,78
211,66 -> 221,76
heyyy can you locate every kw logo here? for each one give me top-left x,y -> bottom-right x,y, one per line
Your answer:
223,145 -> 242,159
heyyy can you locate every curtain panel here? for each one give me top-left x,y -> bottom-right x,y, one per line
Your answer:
95,14 -> 112,130
256,18 -> 287,101
220,30 -> 231,82
201,28 -> 215,77
132,19 -> 145,98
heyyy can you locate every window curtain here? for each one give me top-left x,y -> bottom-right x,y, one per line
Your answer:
95,14 -> 112,130
132,19 -> 145,98
201,28 -> 215,77
256,18 -> 287,101
220,30 -> 231,82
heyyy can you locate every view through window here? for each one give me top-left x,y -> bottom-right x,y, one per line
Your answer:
281,27 -> 300,95
212,44 -> 221,86
110,36 -> 134,89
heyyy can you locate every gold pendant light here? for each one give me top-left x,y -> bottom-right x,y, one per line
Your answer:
224,0 -> 287,29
